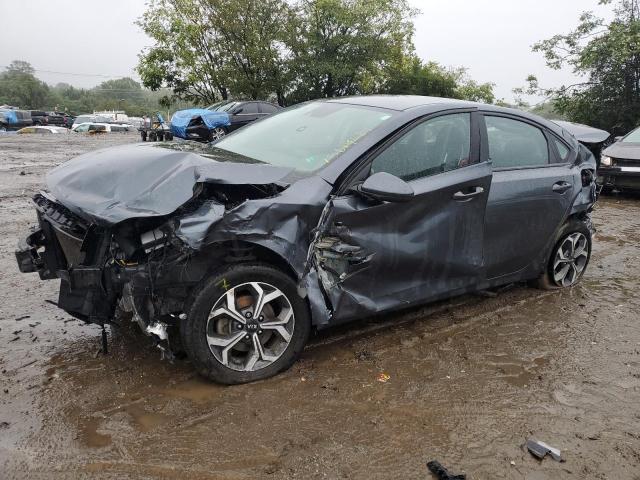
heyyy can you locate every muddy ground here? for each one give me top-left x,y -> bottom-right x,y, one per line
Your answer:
0,132 -> 639,480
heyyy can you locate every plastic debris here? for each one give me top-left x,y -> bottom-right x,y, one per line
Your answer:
526,439 -> 562,461
376,373 -> 391,383
426,460 -> 466,480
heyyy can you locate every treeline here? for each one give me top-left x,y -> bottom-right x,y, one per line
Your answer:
137,0 -> 496,107
0,61 -> 183,116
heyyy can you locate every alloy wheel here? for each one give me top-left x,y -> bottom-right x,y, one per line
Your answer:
211,127 -> 226,141
552,232 -> 589,287
206,282 -> 295,372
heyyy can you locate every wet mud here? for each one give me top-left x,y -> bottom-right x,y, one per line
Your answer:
1,134 -> 639,479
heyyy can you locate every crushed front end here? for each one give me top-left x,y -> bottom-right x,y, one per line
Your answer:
15,192 -> 204,343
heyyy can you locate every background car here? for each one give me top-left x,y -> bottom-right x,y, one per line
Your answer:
72,122 -> 132,133
30,110 -> 49,125
0,109 -> 33,130
170,100 -> 282,141
599,125 -> 640,191
16,96 -> 597,384
17,126 -> 68,134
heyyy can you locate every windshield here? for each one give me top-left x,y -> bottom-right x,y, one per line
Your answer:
622,126 -> 640,143
213,102 -> 395,172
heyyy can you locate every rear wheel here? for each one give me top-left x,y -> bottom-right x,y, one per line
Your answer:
148,131 -> 157,142
535,219 -> 592,289
157,131 -> 164,141
140,131 -> 147,142
181,264 -> 310,384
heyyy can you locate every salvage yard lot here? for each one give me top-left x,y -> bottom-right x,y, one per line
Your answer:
1,133 -> 639,479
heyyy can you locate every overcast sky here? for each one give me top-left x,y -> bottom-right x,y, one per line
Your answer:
0,0 -> 612,103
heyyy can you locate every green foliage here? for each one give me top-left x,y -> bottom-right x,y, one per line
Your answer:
0,61 -> 186,116
0,61 -> 51,109
137,0 -> 496,106
526,0 -> 640,133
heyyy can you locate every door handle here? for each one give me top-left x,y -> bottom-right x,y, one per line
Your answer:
552,181 -> 572,194
453,186 -> 484,201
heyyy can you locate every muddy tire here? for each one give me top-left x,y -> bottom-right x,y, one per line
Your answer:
148,131 -> 157,142
181,264 -> 310,384
140,131 -> 147,142
165,132 -> 173,141
534,219 -> 592,290
157,131 -> 164,141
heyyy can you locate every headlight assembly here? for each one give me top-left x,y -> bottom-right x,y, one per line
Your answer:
601,155 -> 613,166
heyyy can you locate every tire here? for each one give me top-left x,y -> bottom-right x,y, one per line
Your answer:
209,126 -> 226,142
534,219 -> 592,290
140,131 -> 147,142
181,264 -> 310,384
157,131 -> 164,141
148,131 -> 157,142
165,132 -> 173,141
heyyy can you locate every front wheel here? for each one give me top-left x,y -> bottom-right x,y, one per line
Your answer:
181,264 -> 310,384
535,219 -> 592,289
209,126 -> 226,142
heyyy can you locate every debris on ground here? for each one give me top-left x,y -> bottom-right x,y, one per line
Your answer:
426,460 -> 467,480
526,439 -> 562,461
0,421 -> 10,429
376,372 -> 391,383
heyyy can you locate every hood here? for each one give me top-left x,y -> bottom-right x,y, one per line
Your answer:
552,120 -> 611,145
46,142 -> 294,225
603,141 -> 640,161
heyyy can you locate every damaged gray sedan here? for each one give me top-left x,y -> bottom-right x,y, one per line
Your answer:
16,96 -> 598,384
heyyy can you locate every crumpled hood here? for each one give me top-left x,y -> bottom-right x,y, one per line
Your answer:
603,142 -> 640,161
46,143 -> 293,225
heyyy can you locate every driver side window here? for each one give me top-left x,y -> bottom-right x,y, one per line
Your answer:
370,113 -> 471,182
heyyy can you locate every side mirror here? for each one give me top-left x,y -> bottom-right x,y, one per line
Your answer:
233,107 -> 244,114
357,172 -> 414,203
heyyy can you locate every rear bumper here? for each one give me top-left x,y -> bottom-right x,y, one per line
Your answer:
597,166 -> 640,190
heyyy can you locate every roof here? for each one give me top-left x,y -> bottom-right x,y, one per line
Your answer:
327,95 -> 472,111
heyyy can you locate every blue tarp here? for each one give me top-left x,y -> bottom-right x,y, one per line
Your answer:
170,109 -> 230,139
0,109 -> 18,124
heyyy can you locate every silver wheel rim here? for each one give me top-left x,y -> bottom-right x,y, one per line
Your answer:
206,282 -> 295,372
211,127 -> 226,140
552,232 -> 589,287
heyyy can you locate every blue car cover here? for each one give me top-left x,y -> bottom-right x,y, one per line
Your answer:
170,109 -> 231,139
0,110 -> 18,124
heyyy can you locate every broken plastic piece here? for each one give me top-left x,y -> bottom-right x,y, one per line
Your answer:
426,460 -> 466,480
101,325 -> 108,355
526,439 -> 562,461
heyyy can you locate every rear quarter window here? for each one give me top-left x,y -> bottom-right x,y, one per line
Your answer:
485,116 -> 549,168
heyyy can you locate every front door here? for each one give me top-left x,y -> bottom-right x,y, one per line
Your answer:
315,111 -> 493,323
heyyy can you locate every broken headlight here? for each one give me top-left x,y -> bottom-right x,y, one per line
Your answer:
601,155 -> 613,166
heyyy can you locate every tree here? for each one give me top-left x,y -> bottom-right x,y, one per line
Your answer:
285,0 -> 417,103
0,60 -> 50,109
137,0 -> 292,105
524,0 -> 640,133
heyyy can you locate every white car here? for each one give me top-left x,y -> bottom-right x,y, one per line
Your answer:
72,123 -> 132,133
16,126 -> 69,134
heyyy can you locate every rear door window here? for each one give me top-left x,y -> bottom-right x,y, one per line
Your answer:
240,103 -> 260,115
260,103 -> 279,114
485,116 -> 549,168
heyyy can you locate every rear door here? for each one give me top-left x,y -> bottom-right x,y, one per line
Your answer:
316,111 -> 493,322
481,114 -> 577,280
229,102 -> 261,131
